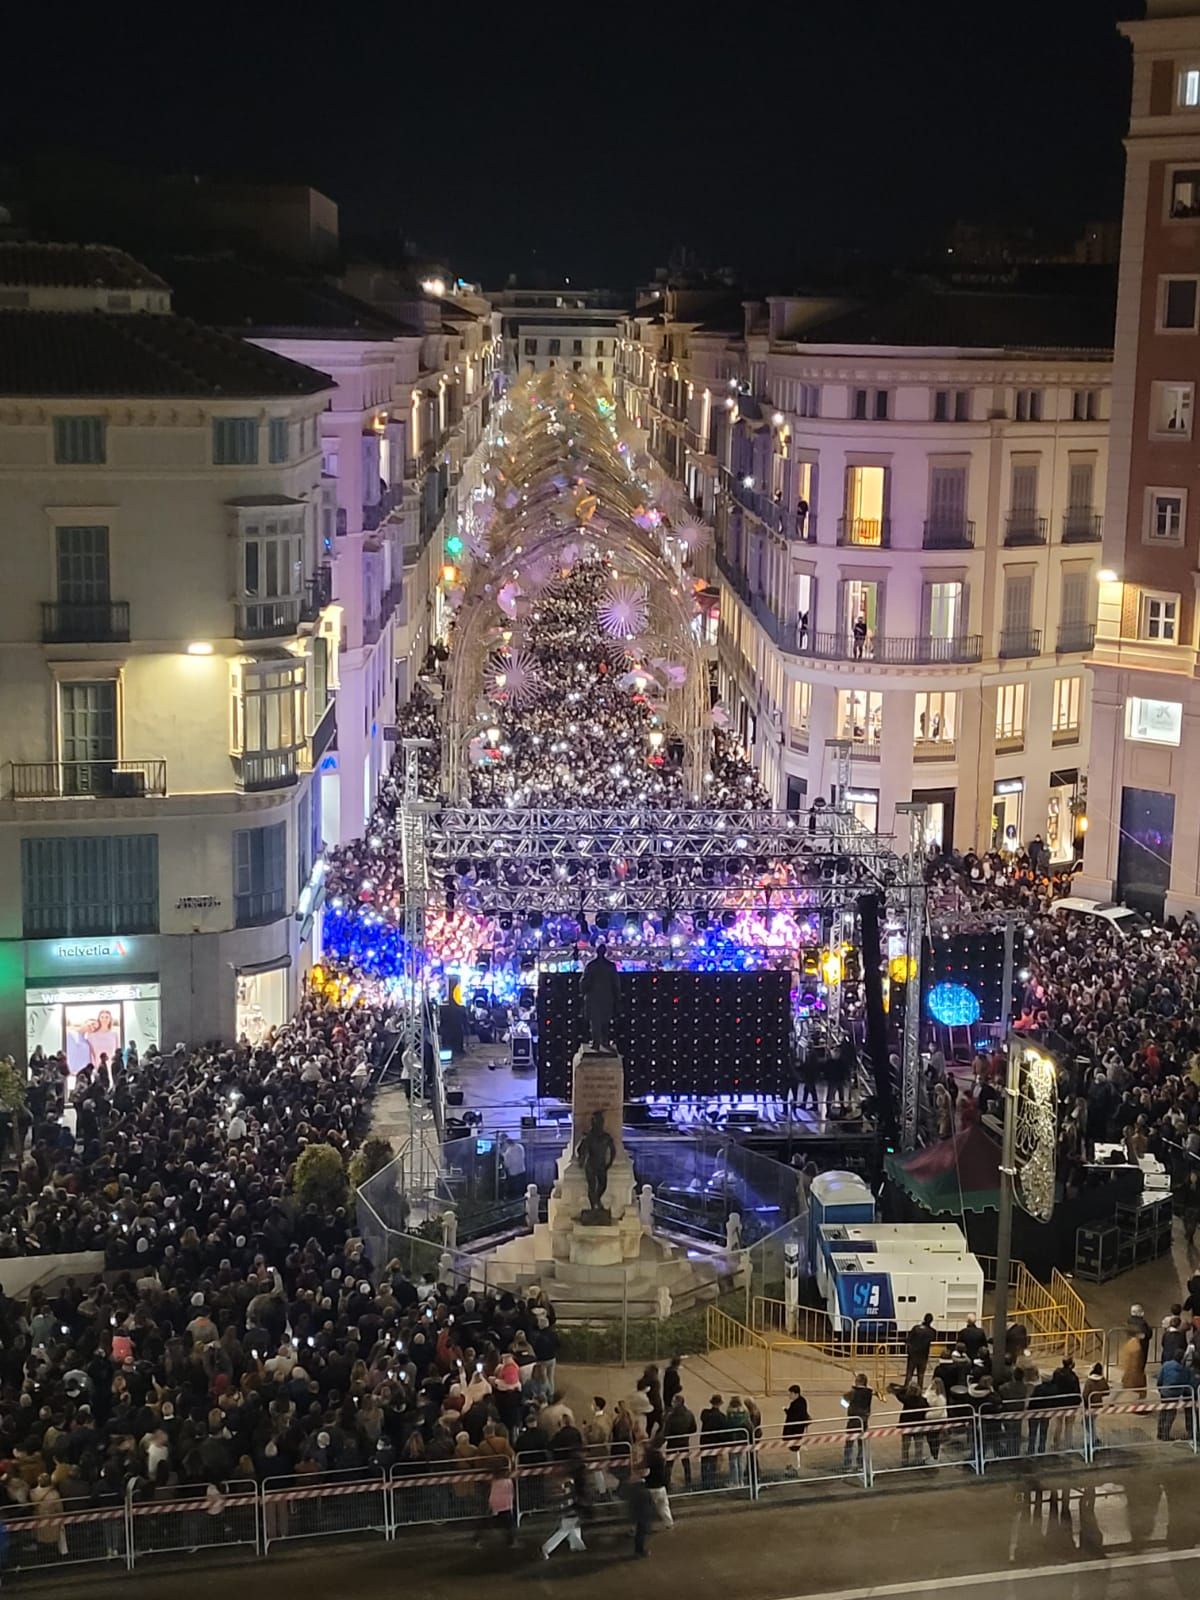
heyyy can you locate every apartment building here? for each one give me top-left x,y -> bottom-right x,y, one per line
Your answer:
0,245 -> 336,1056
1078,0 -> 1200,918
489,287 -> 626,381
618,277 -> 1115,857
163,259 -> 497,845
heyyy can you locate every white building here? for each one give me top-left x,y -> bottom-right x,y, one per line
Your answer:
0,244 -> 337,1056
619,279 -> 1115,856
165,257 -> 499,845
489,288 -> 626,382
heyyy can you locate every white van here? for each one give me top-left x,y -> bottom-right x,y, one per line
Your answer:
1052,895 -> 1153,937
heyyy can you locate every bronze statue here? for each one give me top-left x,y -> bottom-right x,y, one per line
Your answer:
576,1108 -> 616,1222
580,942 -> 621,1050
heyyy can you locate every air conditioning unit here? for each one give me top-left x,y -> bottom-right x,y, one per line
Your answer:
111,769 -> 147,799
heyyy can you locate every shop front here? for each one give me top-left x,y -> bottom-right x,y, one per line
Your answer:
1046,767 -> 1080,863
235,960 -> 290,1047
912,787 -> 956,852
992,777 -> 1024,852
23,937 -> 161,1072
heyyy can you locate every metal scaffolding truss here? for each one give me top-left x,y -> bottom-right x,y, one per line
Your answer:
427,805 -> 903,891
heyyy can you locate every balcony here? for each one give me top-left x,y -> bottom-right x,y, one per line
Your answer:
236,598 -> 301,639
9,758 -> 167,800
923,518 -> 975,550
838,516 -> 891,548
1061,508 -> 1102,544
300,567 -> 333,621
1056,620 -> 1096,653
800,631 -> 983,665
232,750 -> 299,791
913,737 -> 957,761
41,601 -> 130,644
998,626 -> 1042,659
362,487 -> 399,531
1004,512 -> 1047,547
729,477 -> 785,535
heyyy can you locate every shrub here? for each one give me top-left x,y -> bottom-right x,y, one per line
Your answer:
348,1136 -> 395,1193
291,1143 -> 347,1213
0,1060 -> 26,1117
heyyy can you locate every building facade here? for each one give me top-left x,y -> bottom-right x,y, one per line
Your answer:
0,246 -> 338,1056
1079,0 -> 1200,917
618,282 -> 1115,857
489,288 -> 626,381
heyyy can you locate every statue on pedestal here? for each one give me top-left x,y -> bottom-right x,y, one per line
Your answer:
576,1108 -> 616,1223
580,942 -> 621,1050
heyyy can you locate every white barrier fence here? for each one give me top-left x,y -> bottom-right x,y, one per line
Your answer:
2,1401 -> 1196,1581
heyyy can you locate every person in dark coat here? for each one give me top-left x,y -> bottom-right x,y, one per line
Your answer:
905,1313 -> 936,1386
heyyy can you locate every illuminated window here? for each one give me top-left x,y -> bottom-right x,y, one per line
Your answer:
1051,676 -> 1081,736
1151,382 -> 1194,438
914,691 -> 957,745
995,683 -> 1026,745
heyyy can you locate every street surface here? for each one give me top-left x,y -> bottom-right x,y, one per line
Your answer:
42,1457 -> 1200,1600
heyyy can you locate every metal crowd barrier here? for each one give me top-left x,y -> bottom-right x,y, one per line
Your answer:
262,1467 -> 388,1550
6,1406 -> 1200,1583
127,1479 -> 260,1565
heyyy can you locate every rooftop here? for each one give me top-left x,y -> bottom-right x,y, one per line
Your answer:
157,255 -> 422,340
0,242 -> 169,292
0,310 -> 334,398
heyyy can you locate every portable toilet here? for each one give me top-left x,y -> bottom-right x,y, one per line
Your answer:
807,1170 -> 874,1273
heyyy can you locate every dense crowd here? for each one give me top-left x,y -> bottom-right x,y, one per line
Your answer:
926,842 -> 1200,1229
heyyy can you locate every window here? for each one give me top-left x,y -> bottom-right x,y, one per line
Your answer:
213,417 -> 259,465
1001,572 -> 1034,644
54,416 -> 106,464
1161,277 -> 1200,332
913,691 -> 957,745
1181,67 -> 1200,107
595,340 -> 606,356
59,679 -> 117,770
268,418 -> 289,463
790,679 -> 812,745
851,387 -> 889,420
1151,382 -> 1194,437
927,465 -> 968,543
239,513 -> 303,628
547,339 -> 561,356
230,659 -> 306,760
1052,676 -> 1082,737
797,384 -> 821,418
1147,489 -> 1186,545
1126,696 -> 1183,746
925,580 -> 964,640
572,339 -> 583,355
573,360 -> 582,371
933,389 -> 969,422
1170,166 -> 1200,218
56,526 -> 110,604
524,338 -> 536,356
995,683 -> 1027,746
1072,389 -> 1099,421
843,464 -> 887,544
1059,569 -> 1090,647
596,360 -> 604,375
1014,389 -> 1042,422
837,689 -> 883,747
233,823 -> 287,927
1140,590 -> 1179,642
21,834 -> 158,937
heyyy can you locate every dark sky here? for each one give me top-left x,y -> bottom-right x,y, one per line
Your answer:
4,0 -> 1142,286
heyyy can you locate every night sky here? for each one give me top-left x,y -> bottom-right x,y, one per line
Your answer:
4,1 -> 1142,287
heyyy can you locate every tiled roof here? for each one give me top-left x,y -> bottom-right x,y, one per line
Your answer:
0,242 -> 169,292
159,255 -> 422,339
0,311 -> 334,397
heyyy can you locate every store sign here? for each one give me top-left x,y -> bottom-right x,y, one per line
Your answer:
994,779 -> 1025,796
177,895 -> 222,910
51,939 -> 130,962
27,937 -> 151,980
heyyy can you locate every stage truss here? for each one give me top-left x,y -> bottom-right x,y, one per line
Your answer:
397,741 -> 931,1153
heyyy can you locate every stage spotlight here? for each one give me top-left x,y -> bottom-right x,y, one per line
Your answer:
595,912 -> 610,931
694,912 -> 709,931
527,912 -> 543,932
722,910 -> 737,929
498,913 -> 513,931
454,859 -> 471,876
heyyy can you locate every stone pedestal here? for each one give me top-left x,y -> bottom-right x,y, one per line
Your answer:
548,1046 -> 637,1263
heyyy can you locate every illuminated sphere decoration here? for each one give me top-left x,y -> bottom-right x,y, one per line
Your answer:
597,580 -> 649,639
926,981 -> 982,1027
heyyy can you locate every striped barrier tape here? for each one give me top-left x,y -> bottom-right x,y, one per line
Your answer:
1,1507 -> 127,1531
